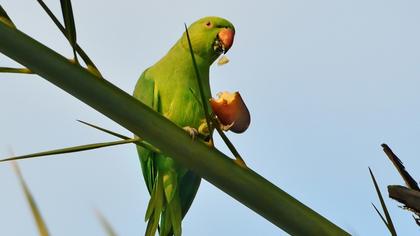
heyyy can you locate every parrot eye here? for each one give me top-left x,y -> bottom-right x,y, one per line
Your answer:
205,21 -> 212,28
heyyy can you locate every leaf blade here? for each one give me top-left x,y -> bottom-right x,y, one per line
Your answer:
13,162 -> 50,236
36,0 -> 101,77
94,209 -> 117,236
369,167 -> 397,236
60,0 -> 78,62
77,119 -> 161,153
0,138 -> 139,162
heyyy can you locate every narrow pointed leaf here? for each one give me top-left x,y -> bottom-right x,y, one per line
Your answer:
95,209 -> 117,236
60,0 -> 78,62
372,203 -> 390,231
0,67 -> 32,74
36,0 -> 101,77
185,25 -> 246,166
13,162 -> 50,236
77,119 -> 129,140
214,118 -> 246,166
0,5 -> 15,28
77,119 -> 160,153
369,167 -> 397,236
184,25 -> 213,141
0,138 -> 138,162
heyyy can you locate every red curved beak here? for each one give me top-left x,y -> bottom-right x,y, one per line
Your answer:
218,28 -> 234,53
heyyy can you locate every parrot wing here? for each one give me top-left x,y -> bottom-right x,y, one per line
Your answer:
133,69 -> 158,194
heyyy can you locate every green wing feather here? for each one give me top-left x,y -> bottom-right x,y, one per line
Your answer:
135,69 -> 200,236
133,69 -> 158,194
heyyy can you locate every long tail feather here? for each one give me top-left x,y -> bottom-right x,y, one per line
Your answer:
145,170 -> 183,236
145,173 -> 164,236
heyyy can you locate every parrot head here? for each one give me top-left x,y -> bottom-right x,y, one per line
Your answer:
181,16 -> 235,63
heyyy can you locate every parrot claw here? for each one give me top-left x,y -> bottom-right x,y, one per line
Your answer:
183,126 -> 199,140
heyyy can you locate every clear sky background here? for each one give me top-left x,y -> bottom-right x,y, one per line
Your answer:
1,0 -> 419,235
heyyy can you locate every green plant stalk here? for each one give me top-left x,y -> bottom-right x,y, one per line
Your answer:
0,22 -> 349,235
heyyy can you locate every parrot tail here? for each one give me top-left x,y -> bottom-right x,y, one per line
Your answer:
145,171 -> 182,236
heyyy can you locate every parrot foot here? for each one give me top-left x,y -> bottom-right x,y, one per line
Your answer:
183,126 -> 199,140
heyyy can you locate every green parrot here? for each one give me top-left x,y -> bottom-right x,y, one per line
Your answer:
133,16 -> 235,236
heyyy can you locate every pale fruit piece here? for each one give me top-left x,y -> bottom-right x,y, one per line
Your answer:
217,55 -> 230,66
210,91 -> 250,133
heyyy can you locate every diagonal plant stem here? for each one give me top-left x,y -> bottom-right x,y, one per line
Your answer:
0,22 -> 350,235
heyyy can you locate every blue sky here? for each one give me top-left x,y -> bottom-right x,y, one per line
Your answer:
1,0 -> 420,235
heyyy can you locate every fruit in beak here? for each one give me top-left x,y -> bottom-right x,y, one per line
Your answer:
214,28 -> 235,54
210,91 -> 250,133
218,28 -> 234,53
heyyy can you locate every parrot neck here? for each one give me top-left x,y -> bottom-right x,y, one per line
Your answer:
170,41 -> 212,80
175,38 -> 216,67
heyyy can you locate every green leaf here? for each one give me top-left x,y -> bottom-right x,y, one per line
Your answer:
95,209 -> 117,236
36,0 -> 102,77
372,203 -> 389,230
0,67 -> 32,74
77,119 -> 160,153
184,25 -> 213,139
0,138 -> 138,162
0,5 -> 15,28
60,0 -> 78,63
77,119 -> 130,140
0,22 -> 350,235
13,162 -> 49,236
369,167 -> 397,236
